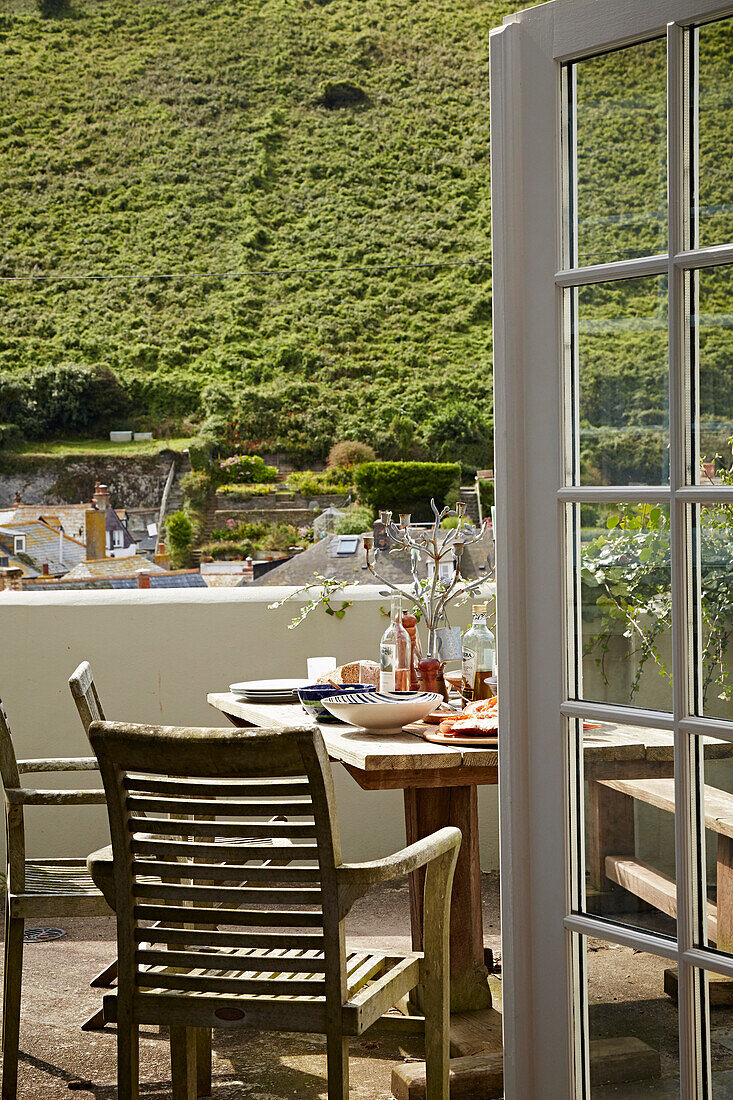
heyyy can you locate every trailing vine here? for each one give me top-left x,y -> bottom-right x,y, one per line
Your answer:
582,445 -> 733,706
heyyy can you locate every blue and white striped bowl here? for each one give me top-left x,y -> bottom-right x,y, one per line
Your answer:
321,690 -> 441,733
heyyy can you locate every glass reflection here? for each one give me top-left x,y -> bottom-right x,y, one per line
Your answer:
694,266 -> 733,482
696,18 -> 733,249
692,505 -> 733,721
576,502 -> 672,711
573,277 -> 669,486
581,721 -> 675,938
573,39 -> 667,267
585,940 -> 679,1096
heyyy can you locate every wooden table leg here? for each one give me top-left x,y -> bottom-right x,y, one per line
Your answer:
588,778 -> 636,901
716,834 -> 733,953
404,785 -> 491,1014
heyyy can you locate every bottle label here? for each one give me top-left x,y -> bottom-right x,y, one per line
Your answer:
462,647 -> 477,688
380,643 -> 397,692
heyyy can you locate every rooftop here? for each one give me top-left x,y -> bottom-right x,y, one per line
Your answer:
62,557 -> 168,580
257,529 -> 495,587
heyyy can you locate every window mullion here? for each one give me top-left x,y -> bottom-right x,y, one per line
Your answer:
668,20 -> 709,1098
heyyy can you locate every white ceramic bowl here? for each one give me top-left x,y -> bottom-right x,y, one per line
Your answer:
321,690 -> 441,733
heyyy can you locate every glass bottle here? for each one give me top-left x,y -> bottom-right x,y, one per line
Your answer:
380,595 -> 410,691
461,603 -> 495,702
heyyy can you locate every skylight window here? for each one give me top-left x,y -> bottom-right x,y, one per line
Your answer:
335,535 -> 359,556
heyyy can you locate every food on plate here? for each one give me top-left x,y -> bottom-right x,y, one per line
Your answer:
440,695 -> 498,737
318,660 -> 379,687
424,705 -> 459,725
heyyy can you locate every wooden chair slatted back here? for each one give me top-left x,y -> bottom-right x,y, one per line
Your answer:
89,721 -> 347,1005
68,661 -> 106,737
0,699 -> 25,890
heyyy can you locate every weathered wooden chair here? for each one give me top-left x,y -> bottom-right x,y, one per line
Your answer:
87,720 -> 460,1100
0,697 -> 113,1100
68,660 -> 105,738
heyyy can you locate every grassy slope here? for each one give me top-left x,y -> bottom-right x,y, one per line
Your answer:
1,2 -> 732,472
0,0 -> 530,438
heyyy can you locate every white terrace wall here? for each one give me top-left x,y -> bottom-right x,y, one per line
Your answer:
0,586 -> 500,870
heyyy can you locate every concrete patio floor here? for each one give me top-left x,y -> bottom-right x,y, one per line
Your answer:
6,873 -> 733,1098
2,875 -> 501,1100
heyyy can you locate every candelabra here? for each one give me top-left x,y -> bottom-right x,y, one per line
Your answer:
363,499 -> 489,659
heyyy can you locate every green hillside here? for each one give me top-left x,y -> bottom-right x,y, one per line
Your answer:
0,0 -> 532,464
1,1 -> 732,473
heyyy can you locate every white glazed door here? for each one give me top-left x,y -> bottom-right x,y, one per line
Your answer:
491,2 -> 733,1096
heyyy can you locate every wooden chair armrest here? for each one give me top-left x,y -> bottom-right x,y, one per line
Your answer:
4,788 -> 107,805
87,845 -> 115,908
336,826 -> 461,918
17,757 -> 99,774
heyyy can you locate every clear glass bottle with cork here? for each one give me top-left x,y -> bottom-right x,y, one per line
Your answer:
461,603 -> 495,701
380,594 -> 410,691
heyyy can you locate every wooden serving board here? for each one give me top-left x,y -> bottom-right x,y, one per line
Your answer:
403,720 -> 499,748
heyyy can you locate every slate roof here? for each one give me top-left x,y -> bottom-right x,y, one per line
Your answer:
23,573 -> 207,591
253,529 -> 495,587
0,520 -> 87,576
0,505 -> 89,543
63,557 -> 168,580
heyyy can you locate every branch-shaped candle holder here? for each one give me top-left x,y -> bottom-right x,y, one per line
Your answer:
363,498 -> 490,658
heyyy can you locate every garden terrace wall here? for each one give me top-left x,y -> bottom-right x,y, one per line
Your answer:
0,586 -> 499,869
0,451 -> 189,509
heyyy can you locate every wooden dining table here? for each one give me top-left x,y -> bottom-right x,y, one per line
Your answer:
207,692 -> 499,1021
207,699 -> 730,1097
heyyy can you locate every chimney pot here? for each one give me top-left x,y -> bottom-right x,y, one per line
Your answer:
137,572 -> 151,590
42,563 -> 49,575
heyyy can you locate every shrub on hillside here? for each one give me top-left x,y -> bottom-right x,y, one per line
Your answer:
354,461 -> 462,519
165,511 -> 194,569
286,467 -> 354,496
38,0 -> 69,15
199,540 -> 256,561
0,424 -> 22,449
327,440 -> 376,468
334,506 -> 375,535
123,375 -> 202,420
218,454 -> 278,484
0,364 -> 130,439
181,470 -> 213,512
262,523 -> 300,552
211,521 -> 268,543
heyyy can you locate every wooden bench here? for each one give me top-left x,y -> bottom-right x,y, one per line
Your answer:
595,776 -> 733,997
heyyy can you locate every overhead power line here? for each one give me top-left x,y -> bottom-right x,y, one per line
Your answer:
0,258 -> 490,283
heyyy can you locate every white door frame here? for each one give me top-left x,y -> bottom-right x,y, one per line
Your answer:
491,2 -> 733,1096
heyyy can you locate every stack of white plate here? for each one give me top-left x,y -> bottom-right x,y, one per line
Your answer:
229,678 -> 309,704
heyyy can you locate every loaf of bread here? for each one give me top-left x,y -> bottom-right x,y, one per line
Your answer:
317,660 -> 379,687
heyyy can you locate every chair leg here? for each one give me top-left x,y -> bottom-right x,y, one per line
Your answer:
80,1004 -> 107,1032
423,974 -> 450,1100
170,1026 -> 197,1100
116,1015 -> 139,1100
196,1028 -> 212,1096
90,959 -> 117,989
1,915 -> 24,1100
326,1031 -> 348,1100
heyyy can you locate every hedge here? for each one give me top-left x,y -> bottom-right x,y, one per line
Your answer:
354,461 -> 462,519
0,364 -> 130,438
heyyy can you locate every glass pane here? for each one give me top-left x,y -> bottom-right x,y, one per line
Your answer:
696,18 -> 733,249
581,721 -> 676,938
584,939 -> 680,1096
694,266 -> 733,482
697,734 -> 733,956
573,277 -> 669,486
706,968 -> 733,1090
692,505 -> 733,720
573,39 -> 667,267
574,502 -> 672,711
